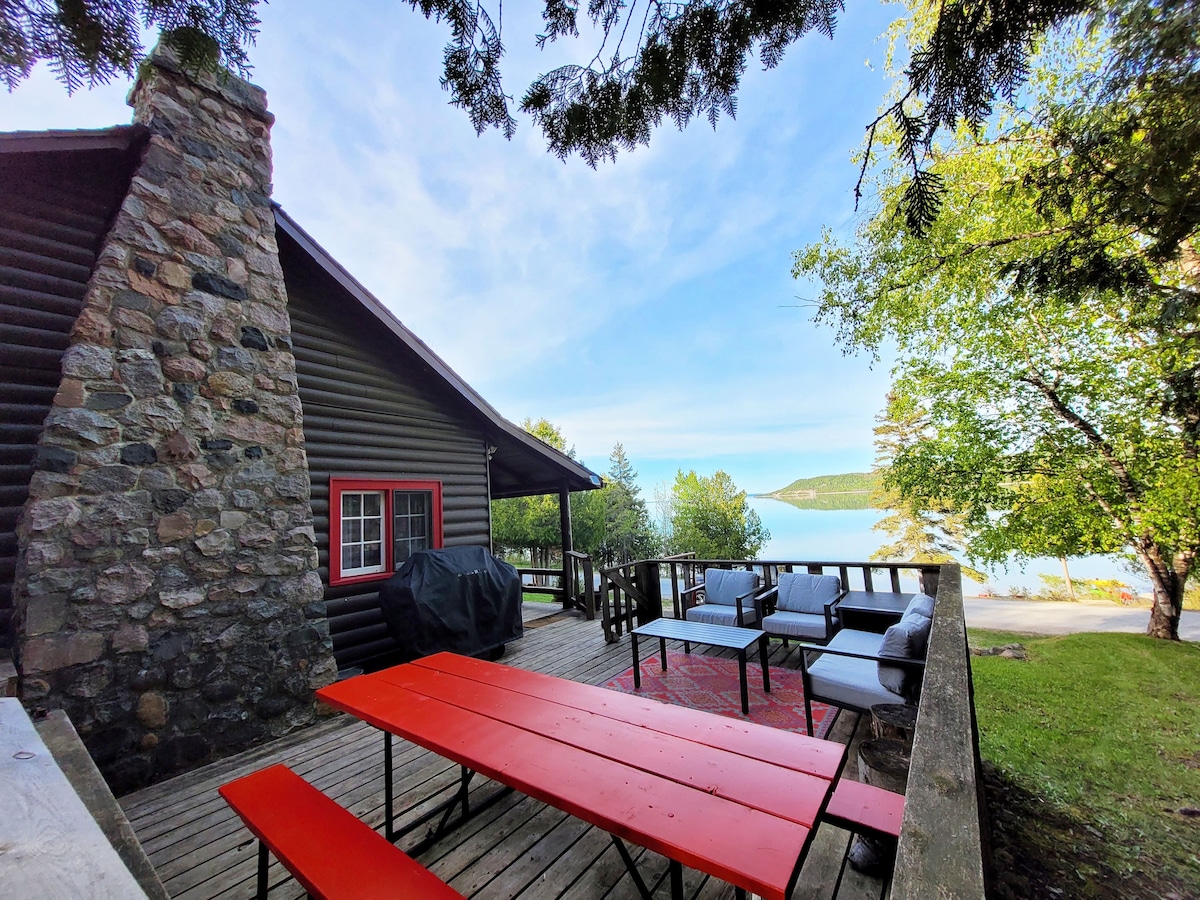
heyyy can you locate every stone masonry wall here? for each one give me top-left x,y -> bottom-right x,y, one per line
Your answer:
12,47 -> 338,793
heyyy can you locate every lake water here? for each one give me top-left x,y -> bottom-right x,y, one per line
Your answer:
748,496 -> 1146,595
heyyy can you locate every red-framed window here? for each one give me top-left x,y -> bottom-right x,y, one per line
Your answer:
329,478 -> 443,586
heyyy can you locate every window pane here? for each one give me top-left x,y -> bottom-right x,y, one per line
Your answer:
411,493 -> 426,514
342,545 -> 354,570
347,520 -> 361,543
341,520 -> 354,543
364,519 -> 381,541
363,542 -> 382,568
393,492 -> 410,516
395,517 -> 409,539
411,518 -> 426,538
363,492 -> 381,516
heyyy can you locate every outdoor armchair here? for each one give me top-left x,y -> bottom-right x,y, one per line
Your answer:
681,568 -> 761,627
759,572 -> 845,646
797,593 -> 935,736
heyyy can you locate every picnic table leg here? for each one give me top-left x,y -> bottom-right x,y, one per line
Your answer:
669,860 -> 684,899
256,840 -> 268,900
658,636 -> 668,671
632,632 -> 641,690
611,836 -> 654,900
758,633 -> 771,693
385,731 -> 394,841
737,649 -> 749,714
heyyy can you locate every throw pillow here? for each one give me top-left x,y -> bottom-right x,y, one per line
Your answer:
877,619 -> 921,696
905,592 -> 935,619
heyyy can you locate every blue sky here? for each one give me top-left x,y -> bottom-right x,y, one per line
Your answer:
2,0 -> 902,498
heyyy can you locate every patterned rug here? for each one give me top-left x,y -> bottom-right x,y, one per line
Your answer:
601,649 -> 838,739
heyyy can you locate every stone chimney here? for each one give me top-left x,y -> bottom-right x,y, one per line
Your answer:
12,45 -> 337,793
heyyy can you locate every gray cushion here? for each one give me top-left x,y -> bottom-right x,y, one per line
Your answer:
904,592 -> 935,619
899,610 -> 934,657
701,569 -> 759,607
761,611 -> 828,640
808,653 -> 906,711
877,618 -> 926,696
827,628 -> 885,656
685,603 -> 758,626
774,573 -> 841,614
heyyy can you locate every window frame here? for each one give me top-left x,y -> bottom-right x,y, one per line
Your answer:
328,477 -> 444,586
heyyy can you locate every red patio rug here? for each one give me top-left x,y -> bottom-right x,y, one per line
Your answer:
601,650 -> 838,739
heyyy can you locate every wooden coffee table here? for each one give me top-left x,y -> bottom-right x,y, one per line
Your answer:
631,619 -> 771,714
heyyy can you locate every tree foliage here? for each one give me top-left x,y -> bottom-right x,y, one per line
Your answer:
870,393 -> 988,583
794,4 -> 1200,638
1,0 -> 258,92
4,0 -> 1117,218
664,469 -> 768,559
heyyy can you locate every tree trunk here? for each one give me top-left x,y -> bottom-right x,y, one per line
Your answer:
1060,556 -> 1076,601
1138,546 -> 1184,640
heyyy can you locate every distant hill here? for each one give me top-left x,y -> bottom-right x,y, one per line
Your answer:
761,472 -> 881,497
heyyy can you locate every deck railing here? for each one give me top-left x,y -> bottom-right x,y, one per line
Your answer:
514,551 -> 596,619
597,555 -> 989,899
596,556 -> 942,642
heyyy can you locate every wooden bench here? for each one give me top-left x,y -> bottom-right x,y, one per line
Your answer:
218,764 -> 464,900
822,779 -> 905,899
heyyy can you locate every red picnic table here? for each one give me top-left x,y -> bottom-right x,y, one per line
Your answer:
316,652 -> 850,900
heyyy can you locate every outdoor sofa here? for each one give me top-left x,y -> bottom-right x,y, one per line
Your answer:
797,592 -> 935,735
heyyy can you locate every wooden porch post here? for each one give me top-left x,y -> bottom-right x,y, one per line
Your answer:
559,483 -> 573,610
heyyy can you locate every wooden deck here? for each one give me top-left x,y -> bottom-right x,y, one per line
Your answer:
118,606 -> 887,900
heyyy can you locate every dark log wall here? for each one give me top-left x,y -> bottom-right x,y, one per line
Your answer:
281,238 -> 491,672
0,153 -> 132,649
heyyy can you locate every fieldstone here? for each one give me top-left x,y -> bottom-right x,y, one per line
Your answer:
71,308 -> 115,345
23,594 -> 69,635
152,488 -> 191,514
160,588 -> 205,609
173,383 -> 196,404
244,446 -> 263,460
232,398 -> 259,414
224,417 -> 284,444
231,489 -> 259,509
156,306 -> 206,341
136,396 -> 185,433
194,518 -> 217,536
96,562 -> 156,604
161,355 -> 207,382
194,529 -> 232,556
52,377 -> 86,409
112,307 -> 156,336
207,371 -> 252,395
112,623 -> 150,653
85,391 -> 134,411
192,270 -> 247,301
120,443 -> 158,465
118,353 -> 164,398
200,438 -> 233,451
62,344 -> 115,379
34,446 -> 77,474
133,255 -> 157,278
162,429 -> 198,461
81,465 -> 138,493
219,510 -> 249,530
45,408 -> 120,445
238,522 -> 276,548
239,326 -> 269,350
25,497 -> 83,533
157,510 -> 196,541
137,692 -> 169,729
21,632 -> 107,672
216,346 -> 256,373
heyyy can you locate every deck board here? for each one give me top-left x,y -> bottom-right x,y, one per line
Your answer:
120,605 -> 886,899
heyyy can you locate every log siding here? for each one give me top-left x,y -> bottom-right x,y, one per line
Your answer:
282,238 -> 491,672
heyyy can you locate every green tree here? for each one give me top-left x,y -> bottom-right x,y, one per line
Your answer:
594,443 -> 658,566
1,0 -> 258,91
794,7 -> 1200,639
870,394 -> 989,584
666,469 -> 768,560
491,418 -> 576,568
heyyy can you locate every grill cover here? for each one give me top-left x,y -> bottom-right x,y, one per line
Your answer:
379,545 -> 523,661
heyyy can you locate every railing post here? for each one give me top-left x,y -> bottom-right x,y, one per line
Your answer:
633,561 -> 662,626
582,556 -> 595,620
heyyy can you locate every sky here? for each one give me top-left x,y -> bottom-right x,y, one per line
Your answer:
1,0 -> 904,499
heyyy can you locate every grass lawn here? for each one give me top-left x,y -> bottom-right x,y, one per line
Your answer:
969,629 -> 1200,898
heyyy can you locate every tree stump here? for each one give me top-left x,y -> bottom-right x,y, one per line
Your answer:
847,738 -> 912,875
870,703 -> 918,746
